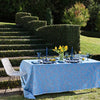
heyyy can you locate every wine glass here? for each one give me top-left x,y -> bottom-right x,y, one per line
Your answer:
37,52 -> 41,59
86,53 -> 89,61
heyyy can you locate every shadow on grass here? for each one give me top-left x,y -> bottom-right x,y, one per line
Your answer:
0,91 -> 23,97
0,89 -> 97,100
36,90 -> 96,100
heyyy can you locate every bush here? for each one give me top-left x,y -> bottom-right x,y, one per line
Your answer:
95,11 -> 100,32
15,12 -> 31,26
21,16 -> 39,28
91,54 -> 100,61
86,0 -> 100,31
81,30 -> 100,38
25,20 -> 47,31
62,2 -> 90,27
45,8 -> 53,25
36,24 -> 80,53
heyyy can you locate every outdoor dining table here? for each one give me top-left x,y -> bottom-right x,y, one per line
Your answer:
20,58 -> 100,99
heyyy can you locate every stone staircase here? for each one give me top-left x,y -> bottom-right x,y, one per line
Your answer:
0,23 -> 52,90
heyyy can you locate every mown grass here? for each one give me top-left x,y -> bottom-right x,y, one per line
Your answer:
0,88 -> 100,100
0,22 -> 16,25
80,35 -> 100,55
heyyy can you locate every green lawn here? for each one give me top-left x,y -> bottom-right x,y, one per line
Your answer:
0,88 -> 100,100
0,22 -> 16,25
80,35 -> 100,55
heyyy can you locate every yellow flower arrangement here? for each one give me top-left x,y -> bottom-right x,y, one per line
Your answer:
53,45 -> 68,54
52,45 -> 68,60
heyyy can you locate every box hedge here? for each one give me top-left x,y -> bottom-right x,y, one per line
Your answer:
21,16 -> 39,28
81,30 -> 100,38
36,24 -> 80,53
15,12 -> 31,26
25,20 -> 47,31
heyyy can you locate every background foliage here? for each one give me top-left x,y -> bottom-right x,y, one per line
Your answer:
62,2 -> 90,27
0,0 -> 100,31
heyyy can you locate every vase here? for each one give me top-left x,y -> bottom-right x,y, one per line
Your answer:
59,53 -> 64,61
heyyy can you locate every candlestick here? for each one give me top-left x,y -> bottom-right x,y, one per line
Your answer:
37,52 -> 41,59
70,47 -> 73,60
71,47 -> 73,55
46,47 -> 48,57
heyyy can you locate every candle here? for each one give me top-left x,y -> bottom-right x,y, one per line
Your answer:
71,47 -> 73,55
70,47 -> 73,60
37,52 -> 41,59
46,47 -> 48,57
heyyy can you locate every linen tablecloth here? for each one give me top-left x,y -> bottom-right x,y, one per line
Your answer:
20,59 -> 100,99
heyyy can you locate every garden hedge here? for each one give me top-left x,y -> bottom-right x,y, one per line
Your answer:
21,16 -> 39,28
25,20 -> 47,31
91,54 -> 100,61
36,24 -> 80,53
0,80 -> 21,89
81,30 -> 100,38
15,12 -> 31,26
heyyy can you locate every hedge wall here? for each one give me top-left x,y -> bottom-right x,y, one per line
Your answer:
81,30 -> 100,38
36,24 -> 80,52
26,20 -> 47,31
15,12 -> 31,26
21,16 -> 39,28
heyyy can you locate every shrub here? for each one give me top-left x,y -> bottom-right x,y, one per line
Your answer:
95,11 -> 100,32
15,12 -> 31,26
21,16 -> 39,28
36,24 -> 80,53
87,0 -> 100,31
25,20 -> 47,31
62,2 -> 90,27
21,16 -> 39,23
81,30 -> 100,38
45,8 -> 53,25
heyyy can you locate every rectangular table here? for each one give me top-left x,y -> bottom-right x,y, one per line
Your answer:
20,59 -> 100,99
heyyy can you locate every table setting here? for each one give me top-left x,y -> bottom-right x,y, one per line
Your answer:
20,45 -> 100,99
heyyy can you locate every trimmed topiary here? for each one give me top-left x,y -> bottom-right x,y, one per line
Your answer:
21,16 -> 39,28
25,20 -> 47,31
36,24 -> 80,53
15,12 -> 31,26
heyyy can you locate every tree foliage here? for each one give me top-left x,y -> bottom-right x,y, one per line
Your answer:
62,2 -> 90,27
0,0 -> 100,32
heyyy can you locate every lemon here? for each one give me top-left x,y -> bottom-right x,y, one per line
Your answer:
82,58 -> 85,61
49,59 -> 56,61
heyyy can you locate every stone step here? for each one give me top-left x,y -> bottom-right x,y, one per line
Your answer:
0,27 -> 25,31
0,31 -> 32,36
0,88 -> 23,95
0,24 -> 17,28
0,39 -> 45,44
0,76 -> 20,82
0,56 -> 35,67
0,44 -> 52,50
0,76 -> 21,89
0,67 -> 19,77
0,36 -> 37,39
0,49 -> 47,57
0,66 -> 19,71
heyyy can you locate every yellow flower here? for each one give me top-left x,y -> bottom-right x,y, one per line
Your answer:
52,49 -> 55,51
62,45 -> 64,48
58,45 -> 62,49
64,46 -> 68,51
55,46 -> 57,50
52,45 -> 68,54
61,49 -> 63,52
